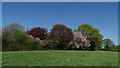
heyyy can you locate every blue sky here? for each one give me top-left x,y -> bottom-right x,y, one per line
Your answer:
3,2 -> 118,45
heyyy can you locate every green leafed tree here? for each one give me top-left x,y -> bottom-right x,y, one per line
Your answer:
2,23 -> 31,51
74,24 -> 103,50
102,39 -> 115,50
2,23 -> 25,32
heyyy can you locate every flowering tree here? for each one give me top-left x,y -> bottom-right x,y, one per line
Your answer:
72,32 -> 91,49
74,24 -> 103,50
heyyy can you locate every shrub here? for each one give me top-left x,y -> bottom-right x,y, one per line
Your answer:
38,40 -> 56,50
2,30 -> 28,51
2,31 -> 14,51
2,23 -> 27,51
2,30 -> 39,51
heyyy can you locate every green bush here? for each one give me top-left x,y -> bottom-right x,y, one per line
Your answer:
2,30 -> 39,51
2,31 -> 17,51
2,23 -> 28,51
38,40 -> 57,50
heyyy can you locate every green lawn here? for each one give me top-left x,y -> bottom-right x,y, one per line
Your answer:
2,50 -> 118,66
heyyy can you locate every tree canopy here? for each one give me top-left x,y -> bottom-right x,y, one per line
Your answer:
49,24 -> 73,50
27,27 -> 48,40
74,24 -> 103,50
2,23 -> 117,51
102,39 -> 114,50
2,23 -> 25,32
72,32 -> 91,50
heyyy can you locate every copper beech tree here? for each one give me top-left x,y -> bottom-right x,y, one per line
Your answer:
27,27 -> 48,40
49,24 -> 73,50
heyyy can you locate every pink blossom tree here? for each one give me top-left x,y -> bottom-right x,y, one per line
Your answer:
72,32 -> 91,49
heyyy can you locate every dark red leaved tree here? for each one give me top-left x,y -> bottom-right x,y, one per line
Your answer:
27,27 -> 48,40
49,24 -> 73,50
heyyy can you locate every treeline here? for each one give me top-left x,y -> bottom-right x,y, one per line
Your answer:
2,23 -> 120,51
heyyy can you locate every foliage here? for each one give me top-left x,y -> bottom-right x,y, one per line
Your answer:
2,31 -> 14,51
27,27 -> 48,40
71,32 -> 91,50
74,24 -> 93,36
2,30 -> 33,51
74,24 -> 103,50
2,23 -> 116,51
108,44 -> 117,51
49,24 -> 73,50
102,39 -> 115,50
2,23 -> 36,51
116,45 -> 120,51
27,34 -> 57,50
89,34 -> 103,50
39,40 -> 57,50
2,23 -> 25,32
2,23 -> 28,51
2,30 -> 42,51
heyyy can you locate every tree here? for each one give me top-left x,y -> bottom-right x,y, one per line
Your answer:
2,23 -> 35,51
116,45 -> 120,51
74,24 -> 103,50
2,23 -> 26,51
49,24 -> 73,50
74,24 -> 93,36
89,34 -> 103,50
72,32 -> 91,50
2,31 -> 14,51
2,23 -> 25,32
27,27 -> 48,40
102,39 -> 114,50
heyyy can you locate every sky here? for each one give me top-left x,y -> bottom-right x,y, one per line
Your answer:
2,2 -> 118,45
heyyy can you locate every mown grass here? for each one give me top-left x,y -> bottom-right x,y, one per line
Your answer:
2,50 -> 118,66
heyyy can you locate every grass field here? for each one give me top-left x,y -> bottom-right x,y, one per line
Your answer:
2,50 -> 118,66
